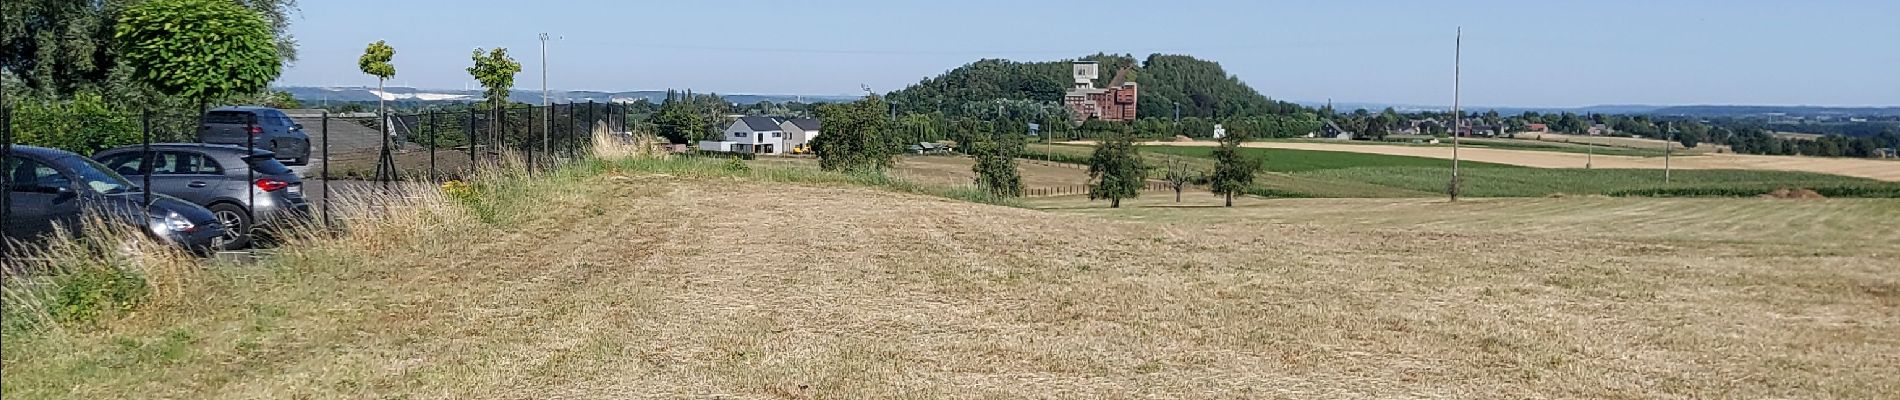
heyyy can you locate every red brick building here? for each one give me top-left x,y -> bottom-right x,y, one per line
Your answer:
1064,62 -> 1138,123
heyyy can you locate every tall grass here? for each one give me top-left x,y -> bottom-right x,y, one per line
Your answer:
2,217 -> 198,337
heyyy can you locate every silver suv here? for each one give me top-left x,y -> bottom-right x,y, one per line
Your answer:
198,106 -> 312,165
93,144 -> 311,250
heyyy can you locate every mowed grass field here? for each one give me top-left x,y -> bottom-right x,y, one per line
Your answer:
1066,144 -> 1900,198
5,156 -> 1895,398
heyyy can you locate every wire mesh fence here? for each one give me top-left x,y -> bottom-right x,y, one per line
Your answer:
3,101 -> 632,256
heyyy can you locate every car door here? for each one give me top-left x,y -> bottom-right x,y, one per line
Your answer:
162,151 -> 228,205
3,156 -> 82,241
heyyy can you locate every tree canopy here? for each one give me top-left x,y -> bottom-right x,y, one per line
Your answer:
4,0 -> 300,99
466,47 -> 521,107
1208,131 -> 1260,207
358,40 -> 395,80
812,94 -> 899,172
1087,131 -> 1146,208
114,0 -> 281,105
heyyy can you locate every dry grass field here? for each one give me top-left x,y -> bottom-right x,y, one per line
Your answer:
1129,140 -> 1900,182
5,156 -> 1896,399
755,155 -> 1097,192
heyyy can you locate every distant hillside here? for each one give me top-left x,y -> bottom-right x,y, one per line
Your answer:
886,54 -> 1306,118
1648,105 -> 1900,117
279,86 -> 861,106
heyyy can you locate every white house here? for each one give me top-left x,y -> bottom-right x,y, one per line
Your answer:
779,117 -> 821,152
700,116 -> 788,154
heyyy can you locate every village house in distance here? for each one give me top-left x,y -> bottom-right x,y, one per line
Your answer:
697,116 -> 821,155
1063,61 -> 1139,123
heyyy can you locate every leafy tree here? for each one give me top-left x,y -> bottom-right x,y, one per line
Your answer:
358,40 -> 396,106
650,99 -> 707,144
115,0 -> 281,111
967,124 -> 1025,197
1086,131 -> 1145,208
466,47 -> 521,110
812,93 -> 898,172
1208,131 -> 1259,207
4,0 -> 299,99
467,47 -> 521,146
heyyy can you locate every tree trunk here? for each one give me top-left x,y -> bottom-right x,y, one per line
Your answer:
1111,197 -> 1121,208
1174,188 -> 1182,202
1225,193 -> 1233,207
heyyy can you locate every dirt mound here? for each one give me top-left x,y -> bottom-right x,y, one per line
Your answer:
1761,188 -> 1826,199
1171,135 -> 1196,142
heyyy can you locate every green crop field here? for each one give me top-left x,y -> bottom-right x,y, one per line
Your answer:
1033,144 -> 1900,198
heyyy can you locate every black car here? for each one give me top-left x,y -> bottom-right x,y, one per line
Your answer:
198,106 -> 312,165
94,144 -> 312,250
3,146 -> 226,254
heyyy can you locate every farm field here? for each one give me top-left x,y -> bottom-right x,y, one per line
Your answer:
1508,132 -> 1732,154
1121,140 -> 1900,182
6,156 -> 1894,399
1040,144 -> 1900,198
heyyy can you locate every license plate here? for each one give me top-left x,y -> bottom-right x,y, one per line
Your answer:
288,184 -> 303,195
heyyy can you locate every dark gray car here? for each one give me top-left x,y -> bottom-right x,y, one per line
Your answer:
4,146 -> 226,254
94,144 -> 311,250
198,106 -> 312,165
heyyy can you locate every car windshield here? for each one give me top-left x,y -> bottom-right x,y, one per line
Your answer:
66,156 -> 140,195
244,155 -> 294,175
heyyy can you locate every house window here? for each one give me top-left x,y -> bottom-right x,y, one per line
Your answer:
735,132 -> 748,138
772,132 -> 781,138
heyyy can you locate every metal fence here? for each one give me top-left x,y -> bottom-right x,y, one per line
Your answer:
3,101 -> 631,256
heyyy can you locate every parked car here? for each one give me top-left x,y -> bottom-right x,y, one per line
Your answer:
3,146 -> 226,254
93,144 -> 311,250
197,106 -> 311,165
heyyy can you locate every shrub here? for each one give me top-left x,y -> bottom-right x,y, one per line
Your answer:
8,93 -> 141,154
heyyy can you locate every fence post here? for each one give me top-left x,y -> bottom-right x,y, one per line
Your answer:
321,111 -> 331,232
467,108 -> 477,174
526,107 -> 537,176
140,109 -> 153,208
428,110 -> 437,182
0,106 -> 11,235
586,100 -> 596,156
567,103 -> 577,159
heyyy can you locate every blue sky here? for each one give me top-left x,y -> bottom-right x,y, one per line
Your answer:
279,0 -> 1900,107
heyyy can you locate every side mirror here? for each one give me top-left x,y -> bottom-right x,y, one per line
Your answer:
51,185 -> 77,202
294,123 -> 304,130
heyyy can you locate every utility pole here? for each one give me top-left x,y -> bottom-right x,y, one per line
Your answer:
540,33 -> 551,158
1449,27 -> 1463,202
1663,122 -> 1673,184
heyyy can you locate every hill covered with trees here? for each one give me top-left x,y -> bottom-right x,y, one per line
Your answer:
886,53 -> 1306,119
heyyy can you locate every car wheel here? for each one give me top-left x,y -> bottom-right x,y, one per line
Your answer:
208,203 -> 252,250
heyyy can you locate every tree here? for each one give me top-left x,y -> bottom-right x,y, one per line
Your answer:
4,0 -> 300,99
1086,131 -> 1145,208
967,124 -> 1025,197
812,93 -> 898,172
360,40 -> 396,181
467,47 -> 521,147
1208,131 -> 1259,207
1162,159 -> 1197,203
115,0 -> 282,111
467,47 -> 521,109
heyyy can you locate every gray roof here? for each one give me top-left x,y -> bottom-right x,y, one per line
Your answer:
737,116 -> 784,131
786,117 -> 820,131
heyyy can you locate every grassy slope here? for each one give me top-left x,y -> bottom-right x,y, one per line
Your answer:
5,156 -> 1898,399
